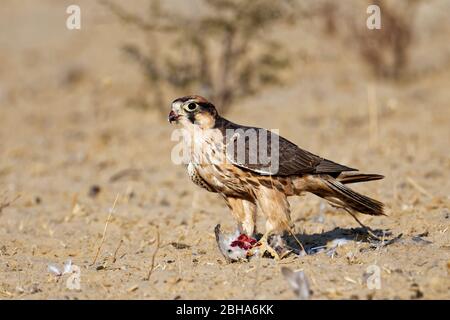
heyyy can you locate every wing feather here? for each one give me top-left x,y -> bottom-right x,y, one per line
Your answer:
218,118 -> 357,176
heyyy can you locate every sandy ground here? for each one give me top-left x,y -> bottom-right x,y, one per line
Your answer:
0,0 -> 449,299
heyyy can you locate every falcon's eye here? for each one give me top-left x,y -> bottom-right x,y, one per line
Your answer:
184,102 -> 198,112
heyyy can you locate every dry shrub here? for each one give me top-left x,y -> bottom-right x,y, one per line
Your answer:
311,0 -> 423,80
318,1 -> 338,36
102,0 -> 301,115
352,0 -> 422,80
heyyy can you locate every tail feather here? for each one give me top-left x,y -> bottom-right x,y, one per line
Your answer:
323,177 -> 384,216
337,173 -> 384,184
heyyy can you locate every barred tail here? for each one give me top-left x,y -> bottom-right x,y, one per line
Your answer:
323,177 -> 385,216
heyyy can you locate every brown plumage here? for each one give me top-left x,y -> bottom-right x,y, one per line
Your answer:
169,95 -> 385,259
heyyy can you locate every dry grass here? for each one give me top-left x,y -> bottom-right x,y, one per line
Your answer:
351,0 -> 422,79
91,194 -> 120,266
0,194 -> 20,215
144,227 -> 160,281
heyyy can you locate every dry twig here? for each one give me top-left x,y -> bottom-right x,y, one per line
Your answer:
91,194 -> 120,266
112,238 -> 124,263
406,177 -> 432,198
144,227 -> 160,281
0,194 -> 20,214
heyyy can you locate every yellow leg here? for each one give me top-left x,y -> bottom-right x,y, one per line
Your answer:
246,232 -> 280,260
252,186 -> 292,260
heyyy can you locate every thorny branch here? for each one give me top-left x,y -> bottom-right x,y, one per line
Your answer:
0,194 -> 20,214
101,0 -> 295,115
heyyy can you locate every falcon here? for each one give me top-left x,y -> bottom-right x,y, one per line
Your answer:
169,95 -> 384,260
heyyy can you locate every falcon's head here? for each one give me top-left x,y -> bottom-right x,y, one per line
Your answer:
169,95 -> 219,129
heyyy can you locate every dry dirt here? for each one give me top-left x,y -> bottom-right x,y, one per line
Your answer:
0,0 -> 449,299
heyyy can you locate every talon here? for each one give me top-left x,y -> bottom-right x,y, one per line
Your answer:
253,234 -> 282,260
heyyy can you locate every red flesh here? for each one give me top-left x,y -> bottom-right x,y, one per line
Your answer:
230,234 -> 259,250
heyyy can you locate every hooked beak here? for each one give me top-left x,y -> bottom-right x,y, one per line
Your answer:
168,110 -> 180,123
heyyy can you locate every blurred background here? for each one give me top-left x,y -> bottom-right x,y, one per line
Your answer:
0,0 -> 449,299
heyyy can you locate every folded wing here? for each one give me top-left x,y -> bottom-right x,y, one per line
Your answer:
223,122 -> 357,176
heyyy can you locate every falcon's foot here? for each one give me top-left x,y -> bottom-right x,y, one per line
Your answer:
248,233 -> 291,261
268,234 -> 292,259
254,234 -> 280,260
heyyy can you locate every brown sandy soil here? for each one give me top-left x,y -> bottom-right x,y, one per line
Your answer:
0,1 -> 449,299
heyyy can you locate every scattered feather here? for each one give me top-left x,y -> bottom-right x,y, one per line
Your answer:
47,259 -> 74,276
63,259 -> 73,274
47,264 -> 62,276
411,236 -> 432,245
281,267 -> 311,300
328,238 -> 350,247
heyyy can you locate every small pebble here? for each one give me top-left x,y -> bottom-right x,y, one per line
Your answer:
88,185 -> 101,198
